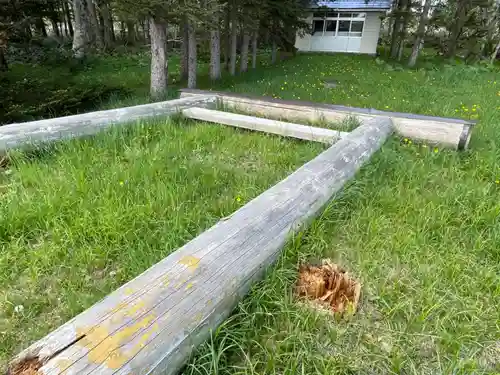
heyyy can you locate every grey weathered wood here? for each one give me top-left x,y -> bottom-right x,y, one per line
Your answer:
0,96 -> 216,153
10,117 -> 394,375
180,89 -> 474,150
182,107 -> 348,144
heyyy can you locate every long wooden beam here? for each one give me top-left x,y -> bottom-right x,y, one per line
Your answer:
0,95 -> 216,153
182,107 -> 348,144
10,117 -> 393,375
179,89 -> 475,150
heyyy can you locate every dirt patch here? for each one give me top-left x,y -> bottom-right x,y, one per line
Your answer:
296,259 -> 361,315
8,358 -> 41,375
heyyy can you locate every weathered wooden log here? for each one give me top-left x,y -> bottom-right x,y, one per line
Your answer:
182,107 -> 348,144
9,117 -> 393,375
0,96 -> 216,153
180,89 -> 475,150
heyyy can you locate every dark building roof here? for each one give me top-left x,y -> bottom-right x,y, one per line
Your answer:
314,0 -> 391,10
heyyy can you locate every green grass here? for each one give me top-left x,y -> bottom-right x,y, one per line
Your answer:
180,54 -> 500,374
2,50 -> 500,373
0,118 -> 325,370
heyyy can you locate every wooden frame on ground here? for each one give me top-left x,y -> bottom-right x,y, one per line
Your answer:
7,93 -> 474,375
180,89 -> 475,150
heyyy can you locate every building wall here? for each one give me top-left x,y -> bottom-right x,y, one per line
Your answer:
295,12 -> 383,54
359,13 -> 383,54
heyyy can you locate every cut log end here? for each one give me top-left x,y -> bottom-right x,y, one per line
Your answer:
459,124 -> 473,150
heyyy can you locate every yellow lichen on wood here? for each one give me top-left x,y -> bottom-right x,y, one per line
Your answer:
76,314 -> 158,370
178,256 -> 200,272
54,358 -> 73,373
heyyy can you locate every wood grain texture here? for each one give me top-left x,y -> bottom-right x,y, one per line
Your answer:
182,107 -> 348,144
10,117 -> 394,375
180,89 -> 474,150
0,96 -> 216,152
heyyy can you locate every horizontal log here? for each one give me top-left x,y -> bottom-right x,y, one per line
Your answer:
10,117 -> 394,375
180,89 -> 474,150
0,96 -> 217,152
182,107 -> 347,144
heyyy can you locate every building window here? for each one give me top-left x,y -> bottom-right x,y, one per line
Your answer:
337,20 -> 351,36
312,20 -> 325,35
311,11 -> 365,37
325,20 -> 337,32
350,21 -> 364,37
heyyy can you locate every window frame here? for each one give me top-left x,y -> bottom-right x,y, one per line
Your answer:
311,11 -> 365,38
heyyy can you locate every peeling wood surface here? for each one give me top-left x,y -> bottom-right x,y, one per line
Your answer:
182,107 -> 347,144
0,96 -> 216,152
11,117 -> 394,375
180,89 -> 474,150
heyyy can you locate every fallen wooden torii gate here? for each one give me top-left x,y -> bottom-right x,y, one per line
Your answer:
180,89 -> 475,150
7,93 -> 475,375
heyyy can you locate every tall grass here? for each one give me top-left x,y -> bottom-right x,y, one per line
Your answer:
0,117 -> 325,370
184,54 -> 500,374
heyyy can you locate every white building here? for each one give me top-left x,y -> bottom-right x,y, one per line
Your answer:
295,0 -> 391,54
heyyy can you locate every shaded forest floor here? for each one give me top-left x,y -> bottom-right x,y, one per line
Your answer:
0,47 -> 274,124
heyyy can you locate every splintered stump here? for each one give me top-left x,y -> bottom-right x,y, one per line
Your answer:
296,260 -> 361,315
10,117 -> 393,375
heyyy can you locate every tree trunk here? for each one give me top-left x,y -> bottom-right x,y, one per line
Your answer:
63,15 -> 69,37
181,16 -> 189,80
144,19 -> 150,43
210,14 -> 221,80
35,18 -> 48,37
271,39 -> 277,64
72,0 -> 89,58
100,0 -> 114,47
50,18 -> 61,37
187,21 -> 197,88
127,21 -> 136,45
64,0 -> 74,37
149,17 -> 167,100
446,1 -> 467,58
251,31 -> 258,69
389,0 -> 403,59
240,31 -> 250,72
120,21 -> 125,39
396,0 -> 411,61
0,47 -> 7,71
47,2 -> 61,38
229,1 -> 237,76
491,40 -> 500,64
224,7 -> 231,71
408,0 -> 432,67
87,0 -> 103,49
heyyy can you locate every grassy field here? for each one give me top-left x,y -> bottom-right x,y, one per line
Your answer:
2,50 -> 499,374
0,118 -> 325,370
180,54 -> 499,374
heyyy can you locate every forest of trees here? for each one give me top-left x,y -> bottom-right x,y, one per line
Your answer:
1,0 -> 499,98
